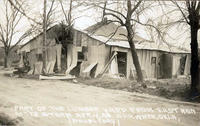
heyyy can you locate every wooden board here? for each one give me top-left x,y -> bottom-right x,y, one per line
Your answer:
39,74 -> 76,80
82,61 -> 98,73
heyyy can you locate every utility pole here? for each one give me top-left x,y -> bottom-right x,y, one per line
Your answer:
43,0 -> 47,74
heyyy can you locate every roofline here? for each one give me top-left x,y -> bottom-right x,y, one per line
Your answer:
82,31 -> 190,54
20,25 -> 59,50
110,45 -> 190,54
20,25 -> 191,54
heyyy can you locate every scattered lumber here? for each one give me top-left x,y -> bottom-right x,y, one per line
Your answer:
39,74 -> 76,80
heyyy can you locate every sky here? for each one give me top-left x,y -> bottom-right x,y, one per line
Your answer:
0,0 -> 196,50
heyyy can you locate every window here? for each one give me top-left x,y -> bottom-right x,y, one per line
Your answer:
36,54 -> 43,61
151,57 -> 156,64
78,47 -> 88,61
78,52 -> 85,61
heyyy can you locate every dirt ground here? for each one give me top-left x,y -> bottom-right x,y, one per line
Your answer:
0,68 -> 200,126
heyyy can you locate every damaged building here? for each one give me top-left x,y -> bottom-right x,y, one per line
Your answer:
18,24 -> 110,78
83,21 -> 191,80
18,22 -> 191,80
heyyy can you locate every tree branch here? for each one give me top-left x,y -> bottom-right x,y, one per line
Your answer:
93,2 -> 127,20
104,12 -> 125,26
7,0 -> 42,25
130,0 -> 142,15
171,0 -> 190,24
46,0 -> 55,26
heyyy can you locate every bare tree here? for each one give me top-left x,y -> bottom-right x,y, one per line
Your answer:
58,0 -> 75,44
8,0 -> 57,73
7,0 -> 42,25
97,0 -> 155,83
169,0 -> 200,97
43,0 -> 48,74
41,0 -> 57,74
0,0 -> 33,68
59,0 -> 73,26
42,0 -> 56,74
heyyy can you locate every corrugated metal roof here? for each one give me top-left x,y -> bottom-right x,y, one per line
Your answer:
20,23 -> 190,54
84,22 -> 190,54
87,34 -> 190,54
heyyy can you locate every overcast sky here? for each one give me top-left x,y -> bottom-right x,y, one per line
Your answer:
0,0 -> 196,50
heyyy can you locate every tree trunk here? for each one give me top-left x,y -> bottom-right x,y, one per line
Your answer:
129,40 -> 144,82
4,55 -> 8,68
43,0 -> 47,74
190,23 -> 200,96
126,25 -> 144,82
4,50 -> 9,68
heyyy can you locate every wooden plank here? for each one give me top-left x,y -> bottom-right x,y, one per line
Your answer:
82,62 -> 98,73
99,51 -> 118,76
39,75 -> 76,80
65,64 -> 77,74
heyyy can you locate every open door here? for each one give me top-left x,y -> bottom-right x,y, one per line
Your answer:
180,55 -> 187,75
159,53 -> 173,78
117,52 -> 127,77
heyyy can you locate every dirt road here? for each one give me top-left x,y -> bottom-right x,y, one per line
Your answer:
0,70 -> 199,126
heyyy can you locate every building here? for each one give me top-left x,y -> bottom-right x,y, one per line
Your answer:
18,22 -> 191,80
83,21 -> 191,79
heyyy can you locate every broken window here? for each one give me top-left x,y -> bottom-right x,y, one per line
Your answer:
77,46 -> 88,61
36,54 -> 43,62
78,52 -> 85,61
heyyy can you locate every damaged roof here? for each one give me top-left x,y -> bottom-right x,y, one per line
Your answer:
85,21 -> 147,42
86,34 -> 190,53
84,22 -> 190,54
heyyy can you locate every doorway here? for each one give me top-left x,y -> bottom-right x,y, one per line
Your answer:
179,55 -> 187,75
159,53 -> 173,78
117,52 -> 127,77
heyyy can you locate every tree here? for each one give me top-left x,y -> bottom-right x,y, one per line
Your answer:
59,0 -> 73,26
7,0 -> 42,25
43,0 -> 48,74
89,0 -> 144,82
95,0 -> 156,83
42,0 -> 56,74
0,0 -> 32,68
58,0 -> 75,44
8,0 -> 57,73
170,0 -> 200,97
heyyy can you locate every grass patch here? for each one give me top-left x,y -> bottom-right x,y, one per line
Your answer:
78,77 -> 196,102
